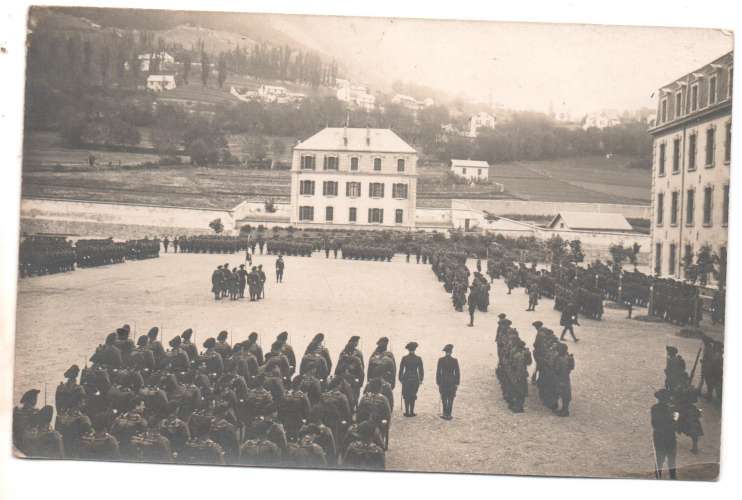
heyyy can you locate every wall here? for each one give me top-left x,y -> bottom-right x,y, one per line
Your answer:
21,197 -> 236,237
457,199 -> 651,219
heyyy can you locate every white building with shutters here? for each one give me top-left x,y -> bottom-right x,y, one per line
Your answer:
289,127 -> 418,230
649,51 -> 732,282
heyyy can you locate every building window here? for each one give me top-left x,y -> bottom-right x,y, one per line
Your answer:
301,155 -> 316,170
661,98 -> 668,123
686,189 -> 695,226
691,84 -> 699,111
684,244 -> 694,279
346,181 -> 361,198
723,184 -> 729,226
397,159 -> 405,172
655,243 -> 662,275
669,243 -> 677,277
299,180 -> 315,195
703,186 -> 713,226
729,67 -> 734,98
349,207 -> 357,223
705,126 -> 715,166
656,192 -> 664,226
373,158 -> 382,171
478,168 -> 482,176
709,75 -> 718,104
395,209 -> 404,224
658,143 -> 666,176
724,122 -> 731,163
675,92 -> 683,118
369,182 -> 384,198
672,138 -> 681,173
322,181 -> 338,196
368,208 -> 384,224
392,183 -> 408,199
325,206 -> 334,222
350,157 -> 359,171
670,191 -> 679,226
323,156 -> 339,170
688,133 -> 697,170
299,206 -> 314,221
462,167 -> 467,175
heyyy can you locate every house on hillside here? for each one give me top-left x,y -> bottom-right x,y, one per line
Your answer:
468,111 -> 496,137
450,159 -> 490,181
582,112 -> 621,130
146,75 -> 177,92
290,127 -> 418,229
547,212 -> 634,232
258,85 -> 288,103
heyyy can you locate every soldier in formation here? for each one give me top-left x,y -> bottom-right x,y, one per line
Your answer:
495,320 -> 532,413
275,255 -> 285,283
14,328 -> 400,468
179,236 -> 250,254
661,345 -> 705,455
18,236 -> 76,277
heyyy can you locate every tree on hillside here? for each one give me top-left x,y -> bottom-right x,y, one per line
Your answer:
201,51 -> 210,87
182,53 -> 191,84
217,53 -> 228,88
209,218 -> 224,234
271,139 -> 286,160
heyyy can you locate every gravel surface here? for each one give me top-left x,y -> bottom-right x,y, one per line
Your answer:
13,253 -> 721,479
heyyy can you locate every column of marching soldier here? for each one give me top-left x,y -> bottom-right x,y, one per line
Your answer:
12,323 -> 465,469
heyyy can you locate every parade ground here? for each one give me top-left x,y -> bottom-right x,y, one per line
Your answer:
13,252 -> 721,479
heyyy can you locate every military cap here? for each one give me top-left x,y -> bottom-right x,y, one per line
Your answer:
405,342 -> 418,351
181,328 -> 193,341
532,321 -> 544,328
64,364 -> 80,380
442,344 -> 454,353
169,336 -> 182,348
278,254 -> 283,257
21,389 -> 40,405
239,264 -> 245,268
115,327 -> 128,338
217,330 -> 229,341
498,313 -> 507,319
147,327 -> 159,338
501,319 -> 512,327
252,266 -> 257,271
137,335 -> 149,347
248,332 -> 259,342
666,346 -> 678,355
203,337 -> 217,349
277,331 -> 289,342
312,333 -> 325,344
349,335 -> 360,344
377,337 -> 389,347
122,324 -> 131,334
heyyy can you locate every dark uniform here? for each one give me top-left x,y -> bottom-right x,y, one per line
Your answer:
436,345 -> 460,420
651,389 -> 678,479
399,342 -> 424,417
276,256 -> 285,283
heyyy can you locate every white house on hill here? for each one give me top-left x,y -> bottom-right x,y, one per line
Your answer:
146,74 -> 176,92
450,159 -> 489,181
547,212 -> 634,232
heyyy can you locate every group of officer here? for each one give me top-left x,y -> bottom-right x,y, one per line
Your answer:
494,315 -> 575,415
13,325 -> 466,470
178,236 -> 251,255
210,263 -> 266,301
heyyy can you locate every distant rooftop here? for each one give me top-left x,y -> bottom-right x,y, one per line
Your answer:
294,127 -> 416,154
450,159 -> 490,168
548,211 -> 634,232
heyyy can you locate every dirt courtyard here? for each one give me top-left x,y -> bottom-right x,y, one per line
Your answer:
13,252 -> 721,479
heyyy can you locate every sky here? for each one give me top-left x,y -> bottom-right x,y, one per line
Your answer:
270,15 -> 733,117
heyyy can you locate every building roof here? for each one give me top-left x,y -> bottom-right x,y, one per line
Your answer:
450,159 -> 490,168
294,127 -> 416,153
548,211 -> 633,231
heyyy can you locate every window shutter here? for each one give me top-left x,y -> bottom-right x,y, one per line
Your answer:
380,184 -> 385,198
368,208 -> 372,223
368,184 -> 372,197
379,209 -> 384,224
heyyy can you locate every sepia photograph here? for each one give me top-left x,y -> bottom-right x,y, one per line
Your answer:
4,1 -> 736,486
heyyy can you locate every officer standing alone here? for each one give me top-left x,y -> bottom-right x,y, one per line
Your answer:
399,342 -> 424,417
436,344 -> 460,420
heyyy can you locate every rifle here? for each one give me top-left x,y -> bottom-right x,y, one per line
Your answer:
650,435 -> 661,479
688,345 -> 704,386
